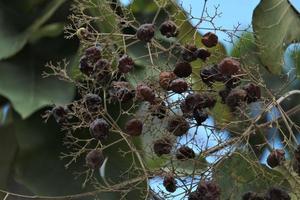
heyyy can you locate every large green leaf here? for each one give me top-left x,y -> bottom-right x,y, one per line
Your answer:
0,124 -> 18,196
12,110 -> 90,196
0,34 -> 77,119
214,152 -> 284,199
274,161 -> 300,199
252,0 -> 300,74
0,0 -> 66,60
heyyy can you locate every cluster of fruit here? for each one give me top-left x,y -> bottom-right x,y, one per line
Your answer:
48,19 -> 264,199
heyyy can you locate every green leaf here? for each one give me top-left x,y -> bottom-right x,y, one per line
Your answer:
0,0 -> 66,60
0,124 -> 18,191
252,0 -> 300,74
0,36 -> 76,118
214,152 -> 284,199
29,23 -> 65,43
274,161 -> 300,198
12,110 -> 92,197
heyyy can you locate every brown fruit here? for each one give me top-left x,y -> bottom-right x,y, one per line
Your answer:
125,119 -> 143,136
79,56 -> 93,76
200,65 -> 226,86
85,45 -> 101,63
188,191 -> 200,200
196,181 -> 221,200
109,81 -> 135,103
136,24 -> 155,42
181,44 -> 198,62
243,83 -> 261,103
159,71 -> 176,90
52,106 -> 69,124
225,89 -> 247,108
93,59 -> 111,82
89,118 -> 110,141
153,137 -> 172,156
174,61 -> 192,78
219,88 -> 231,104
86,149 -> 104,169
83,93 -> 102,112
242,192 -> 264,200
169,79 -> 188,94
196,48 -> 211,61
193,109 -> 208,125
181,93 -> 203,114
267,149 -> 285,168
149,98 -> 167,119
163,174 -> 177,193
160,20 -> 178,38
167,116 -> 190,136
218,57 -> 241,76
176,146 -> 195,160
197,93 -> 217,109
202,32 -> 218,48
265,187 -> 290,200
136,84 -> 155,103
118,54 -> 134,73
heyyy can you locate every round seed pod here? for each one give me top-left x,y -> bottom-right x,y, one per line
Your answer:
218,57 -> 241,76
196,181 -> 221,200
159,71 -> 176,90
52,106 -> 69,124
89,118 -> 110,141
149,98 -> 167,119
181,93 -> 216,115
125,119 -> 143,136
193,109 -> 208,125
136,84 -> 155,103
108,81 -> 135,103
188,191 -> 200,200
224,76 -> 241,89
169,79 -> 188,94
243,83 -> 261,103
85,45 -> 101,63
79,56 -> 93,76
196,48 -> 211,61
83,93 -> 102,112
267,149 -> 285,168
118,54 -> 134,73
242,192 -> 264,200
200,65 -> 226,86
197,93 -> 217,109
225,89 -> 247,108
174,61 -> 192,78
167,116 -> 190,136
265,187 -> 290,200
176,146 -> 195,160
93,59 -> 111,82
159,20 -> 178,38
136,24 -> 155,42
201,32 -> 218,48
86,149 -> 104,169
180,93 -> 203,114
181,44 -> 198,62
219,88 -> 231,104
153,137 -> 172,156
163,174 -> 177,193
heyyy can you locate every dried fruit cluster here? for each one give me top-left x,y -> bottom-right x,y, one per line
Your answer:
47,14 -> 266,199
